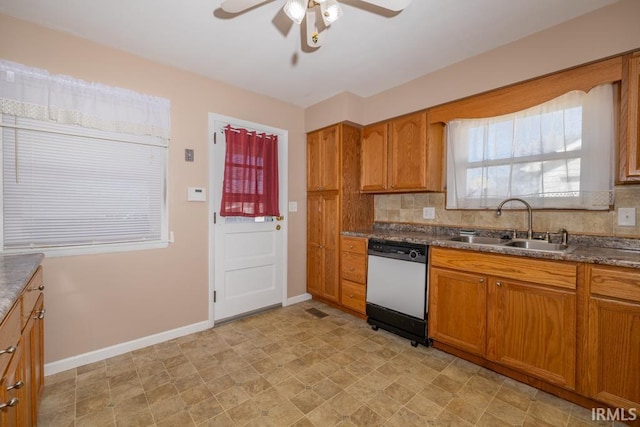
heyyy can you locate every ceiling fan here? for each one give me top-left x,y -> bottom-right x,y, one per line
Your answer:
220,0 -> 412,48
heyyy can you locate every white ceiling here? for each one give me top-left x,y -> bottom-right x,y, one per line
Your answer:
0,0 -> 620,108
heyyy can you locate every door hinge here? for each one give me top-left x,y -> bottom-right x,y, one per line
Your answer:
213,132 -> 217,144
213,212 -> 217,224
213,291 -> 217,303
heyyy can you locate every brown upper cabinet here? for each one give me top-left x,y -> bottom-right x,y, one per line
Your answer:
307,125 -> 339,191
360,111 -> 443,193
619,51 -> 640,183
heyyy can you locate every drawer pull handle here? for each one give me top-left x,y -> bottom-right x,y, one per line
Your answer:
479,279 -> 484,283
349,267 -> 354,271
0,398 -> 19,410
35,309 -> 46,320
38,284 -> 45,291
496,281 -> 502,287
6,381 -> 24,391
0,346 -> 16,355
349,245 -> 354,249
349,294 -> 354,298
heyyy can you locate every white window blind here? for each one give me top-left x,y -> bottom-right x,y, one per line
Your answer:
1,117 -> 167,249
0,59 -> 170,254
446,83 -> 615,210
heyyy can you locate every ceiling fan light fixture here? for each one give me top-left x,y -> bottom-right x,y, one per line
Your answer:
320,0 -> 343,25
284,0 -> 307,25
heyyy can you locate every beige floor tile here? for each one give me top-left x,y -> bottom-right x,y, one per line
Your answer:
307,402 -> 344,426
366,392 -> 403,419
528,400 -> 571,426
290,388 -> 326,414
486,396 -> 528,425
38,300 -> 609,427
226,398 -> 262,424
113,407 -> 155,427
187,396 -> 224,424
385,406 -> 434,427
75,407 -> 115,427
444,396 -> 486,424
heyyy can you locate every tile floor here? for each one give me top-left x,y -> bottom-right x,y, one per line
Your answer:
39,300 -> 617,426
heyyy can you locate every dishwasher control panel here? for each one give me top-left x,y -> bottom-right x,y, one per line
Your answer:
367,239 -> 427,263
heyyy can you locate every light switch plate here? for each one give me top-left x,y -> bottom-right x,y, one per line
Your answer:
618,207 -> 636,226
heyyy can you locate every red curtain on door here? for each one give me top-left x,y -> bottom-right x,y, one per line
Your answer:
220,125 -> 280,217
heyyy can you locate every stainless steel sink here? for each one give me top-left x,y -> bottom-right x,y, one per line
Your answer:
447,236 -> 573,253
448,236 -> 506,245
502,240 -> 571,252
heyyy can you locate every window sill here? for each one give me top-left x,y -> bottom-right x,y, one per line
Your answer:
2,240 -> 170,258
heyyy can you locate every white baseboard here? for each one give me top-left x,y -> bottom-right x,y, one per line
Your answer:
284,293 -> 312,306
46,295 -> 313,376
44,320 -> 213,376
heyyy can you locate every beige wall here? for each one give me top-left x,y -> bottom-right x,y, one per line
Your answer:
0,14 -> 307,364
305,0 -> 640,131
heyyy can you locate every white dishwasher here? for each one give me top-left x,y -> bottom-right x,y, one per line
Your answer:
366,239 -> 429,347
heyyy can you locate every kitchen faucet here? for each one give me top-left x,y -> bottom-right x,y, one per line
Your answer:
496,198 -> 533,240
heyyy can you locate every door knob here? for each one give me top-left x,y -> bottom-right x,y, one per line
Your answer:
276,225 -> 281,231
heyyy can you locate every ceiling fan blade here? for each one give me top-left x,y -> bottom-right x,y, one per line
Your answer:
220,0 -> 272,13
358,0 -> 412,12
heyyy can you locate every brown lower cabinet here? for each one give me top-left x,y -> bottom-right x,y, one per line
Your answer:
430,247 -> 640,416
340,236 -> 368,315
429,248 -> 578,389
585,264 -> 640,411
0,266 -> 45,426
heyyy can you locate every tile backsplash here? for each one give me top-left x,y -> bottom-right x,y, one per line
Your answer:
374,185 -> 640,238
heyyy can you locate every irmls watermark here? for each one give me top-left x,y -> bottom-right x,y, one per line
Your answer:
592,407 -> 638,422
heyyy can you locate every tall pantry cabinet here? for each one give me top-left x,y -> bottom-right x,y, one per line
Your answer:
306,123 -> 373,310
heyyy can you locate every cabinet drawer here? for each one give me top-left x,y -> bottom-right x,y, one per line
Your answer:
341,252 -> 367,283
430,247 -> 577,289
590,265 -> 640,303
341,236 -> 367,255
0,304 -> 21,377
22,266 -> 43,330
341,280 -> 366,314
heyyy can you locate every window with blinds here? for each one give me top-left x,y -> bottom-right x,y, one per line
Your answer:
1,116 -> 167,251
0,60 -> 170,255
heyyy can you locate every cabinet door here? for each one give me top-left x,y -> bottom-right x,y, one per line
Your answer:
322,194 -> 340,301
360,123 -> 388,191
307,126 -> 340,191
586,296 -> 640,409
20,298 -> 43,427
307,194 -> 323,296
307,131 -> 322,191
620,53 -> 640,181
0,345 -> 24,427
389,112 -> 427,191
319,126 -> 340,191
487,279 -> 576,389
306,193 -> 339,301
429,266 -> 487,356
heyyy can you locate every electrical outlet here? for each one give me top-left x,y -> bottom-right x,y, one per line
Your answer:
618,207 -> 636,227
423,207 -> 436,220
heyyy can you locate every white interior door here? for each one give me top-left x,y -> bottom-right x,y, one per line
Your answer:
208,114 -> 287,322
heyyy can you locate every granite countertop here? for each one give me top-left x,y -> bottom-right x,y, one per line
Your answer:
0,253 -> 45,322
343,225 -> 640,269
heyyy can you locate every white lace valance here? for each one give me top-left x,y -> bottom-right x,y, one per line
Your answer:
0,59 -> 170,141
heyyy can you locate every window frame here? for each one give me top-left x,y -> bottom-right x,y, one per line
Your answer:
0,115 -> 170,258
428,55 -> 623,211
